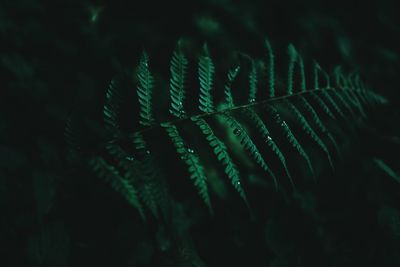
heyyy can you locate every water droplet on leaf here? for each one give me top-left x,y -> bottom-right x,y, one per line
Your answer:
233,129 -> 241,135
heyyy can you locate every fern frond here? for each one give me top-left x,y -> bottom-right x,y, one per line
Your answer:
298,96 -> 341,159
334,66 -> 348,88
104,142 -> 162,218
248,60 -> 258,103
354,87 -> 369,107
298,55 -> 306,92
319,90 -> 358,137
310,92 -> 336,120
192,117 -> 247,202
266,104 -> 315,178
221,113 -> 278,189
131,132 -> 168,219
285,100 -> 334,169
330,90 -> 358,119
161,123 -> 213,214
86,38 -> 389,223
103,80 -> 121,137
320,90 -> 346,118
243,108 -> 293,186
137,51 -> 155,126
169,42 -> 188,118
264,38 -> 275,98
198,44 -> 215,113
105,142 -> 136,170
223,65 -> 240,109
89,156 -> 145,220
287,44 -> 297,95
343,89 -> 367,118
287,44 -> 307,95
313,61 -> 331,89
374,158 -> 400,184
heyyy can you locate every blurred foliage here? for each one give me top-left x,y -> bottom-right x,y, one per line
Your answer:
1,0 -> 399,266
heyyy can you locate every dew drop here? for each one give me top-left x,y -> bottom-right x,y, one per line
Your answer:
187,148 -> 194,153
146,150 -> 151,154
249,98 -> 256,103
233,129 -> 241,135
266,136 -> 272,142
126,156 -> 134,161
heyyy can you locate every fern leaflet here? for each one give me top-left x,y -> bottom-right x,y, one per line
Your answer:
192,117 -> 247,203
89,156 -> 145,220
103,80 -> 121,138
248,60 -> 258,103
137,51 -> 155,126
169,42 -> 188,118
198,44 -> 215,113
162,123 -> 213,214
243,108 -> 293,186
264,38 -> 275,98
313,61 -> 331,89
266,104 -> 315,178
298,96 -> 341,159
223,65 -> 240,108
221,113 -> 278,189
285,100 -> 334,169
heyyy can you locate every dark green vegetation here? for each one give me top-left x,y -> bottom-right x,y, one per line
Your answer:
1,0 -> 400,266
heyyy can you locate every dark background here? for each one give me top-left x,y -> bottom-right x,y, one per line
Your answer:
1,0 -> 399,266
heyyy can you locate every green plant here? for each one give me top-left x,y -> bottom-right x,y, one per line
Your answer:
67,37 -> 387,265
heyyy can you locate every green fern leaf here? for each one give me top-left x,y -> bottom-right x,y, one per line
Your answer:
106,141 -> 162,218
330,89 -> 358,118
105,142 -> 136,170
319,90 -> 358,137
343,89 -> 367,118
248,60 -> 258,103
89,156 -> 145,220
320,90 -> 346,118
287,44 -> 307,94
264,38 -> 275,98
313,61 -> 331,89
285,100 -> 334,169
137,51 -> 155,126
298,55 -> 306,92
162,123 -> 213,214
224,65 -> 240,108
103,80 -> 121,137
169,42 -> 188,118
287,44 -> 297,95
374,158 -> 400,184
334,66 -> 348,88
354,87 -> 370,107
198,44 -> 215,113
221,113 -> 278,189
243,108 -> 293,186
338,71 -> 369,116
298,96 -> 341,159
131,132 -> 169,219
192,117 -> 247,202
266,104 -> 315,178
310,92 -> 336,120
